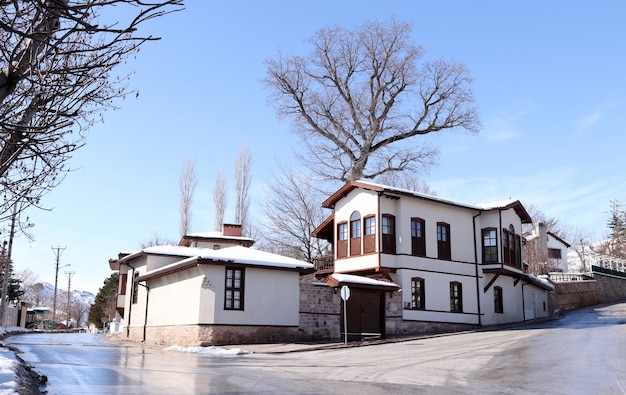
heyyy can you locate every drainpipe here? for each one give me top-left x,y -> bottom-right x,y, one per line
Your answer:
472,211 -> 482,327
138,282 -> 150,343
521,282 -> 528,323
126,263 -> 136,338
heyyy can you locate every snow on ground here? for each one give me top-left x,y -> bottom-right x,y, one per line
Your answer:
163,345 -> 251,355
0,327 -> 30,394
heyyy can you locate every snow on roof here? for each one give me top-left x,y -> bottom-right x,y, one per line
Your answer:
137,245 -> 314,271
352,180 -> 522,212
185,231 -> 255,242
330,273 -> 399,288
475,199 -> 519,210
527,273 -> 555,291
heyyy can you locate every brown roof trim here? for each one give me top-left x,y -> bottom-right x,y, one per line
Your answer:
321,181 -> 384,208
547,231 -> 571,248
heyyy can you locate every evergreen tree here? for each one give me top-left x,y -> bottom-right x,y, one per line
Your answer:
607,200 -> 626,257
88,273 -> 119,329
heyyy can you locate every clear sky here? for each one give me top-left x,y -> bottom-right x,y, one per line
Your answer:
9,1 -> 626,294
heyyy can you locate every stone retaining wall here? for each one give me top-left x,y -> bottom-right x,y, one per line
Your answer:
298,282 -> 341,340
549,280 -> 599,312
594,272 -> 626,303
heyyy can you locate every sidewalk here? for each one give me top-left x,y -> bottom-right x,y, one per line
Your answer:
222,315 -> 562,354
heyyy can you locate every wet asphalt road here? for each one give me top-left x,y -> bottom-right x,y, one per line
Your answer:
6,302 -> 626,394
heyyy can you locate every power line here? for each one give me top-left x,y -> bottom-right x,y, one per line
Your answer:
51,246 -> 66,326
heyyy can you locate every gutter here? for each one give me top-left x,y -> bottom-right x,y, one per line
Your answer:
472,211 -> 482,327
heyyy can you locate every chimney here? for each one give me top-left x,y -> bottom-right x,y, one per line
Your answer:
536,222 -> 548,252
222,223 -> 242,237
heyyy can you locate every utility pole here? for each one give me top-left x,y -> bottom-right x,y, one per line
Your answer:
51,246 -> 66,328
65,271 -> 75,329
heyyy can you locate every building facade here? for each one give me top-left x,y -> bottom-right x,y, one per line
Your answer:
313,181 -> 553,337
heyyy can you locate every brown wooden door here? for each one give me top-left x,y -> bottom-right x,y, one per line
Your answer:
342,288 -> 384,340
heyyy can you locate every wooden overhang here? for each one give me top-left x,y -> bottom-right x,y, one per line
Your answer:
323,274 -> 400,292
311,213 -> 334,241
483,267 -> 554,292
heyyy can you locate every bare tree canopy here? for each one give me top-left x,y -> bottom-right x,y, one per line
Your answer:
264,18 -> 479,182
0,0 -> 183,220
179,156 -> 197,238
213,168 -> 228,231
234,145 -> 252,234
261,167 -> 328,263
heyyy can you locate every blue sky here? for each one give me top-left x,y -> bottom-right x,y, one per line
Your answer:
10,1 -> 626,294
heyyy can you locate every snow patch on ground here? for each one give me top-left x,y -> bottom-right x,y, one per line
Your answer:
163,345 -> 251,355
0,327 -> 31,394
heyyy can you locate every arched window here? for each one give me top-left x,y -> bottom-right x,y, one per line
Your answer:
350,211 -> 361,256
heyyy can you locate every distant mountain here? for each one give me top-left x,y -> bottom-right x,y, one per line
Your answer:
26,282 -> 95,308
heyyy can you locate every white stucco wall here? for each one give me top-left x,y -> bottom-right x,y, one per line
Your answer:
394,269 -> 480,325
212,266 -> 301,326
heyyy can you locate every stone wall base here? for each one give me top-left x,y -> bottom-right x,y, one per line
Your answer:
386,316 -> 477,337
126,324 -> 302,347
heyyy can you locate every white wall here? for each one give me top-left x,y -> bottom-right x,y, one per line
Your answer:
213,267 -> 300,326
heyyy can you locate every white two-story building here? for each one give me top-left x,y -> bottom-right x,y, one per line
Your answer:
313,181 -> 553,338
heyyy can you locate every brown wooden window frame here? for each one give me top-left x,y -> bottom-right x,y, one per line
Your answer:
482,227 -> 498,264
437,222 -> 451,260
450,281 -> 463,312
119,273 -> 127,295
410,277 -> 425,310
411,217 -> 426,257
350,211 -> 362,256
224,267 -> 245,310
502,225 -> 521,268
548,248 -> 562,259
381,214 -> 396,254
494,286 -> 503,314
363,215 -> 376,254
337,222 -> 348,258
132,272 -> 139,304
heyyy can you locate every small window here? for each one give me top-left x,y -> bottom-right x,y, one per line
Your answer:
437,222 -> 451,260
132,272 -> 139,304
337,222 -> 348,258
350,212 -> 361,238
548,248 -> 562,259
363,216 -> 376,254
364,216 -> 376,236
450,281 -> 463,312
381,214 -> 396,254
411,217 -> 426,257
410,277 -> 425,310
213,244 -> 220,250
119,274 -> 127,296
350,211 -> 362,256
338,223 -> 348,241
225,267 -> 245,310
494,286 -> 503,313
482,228 -> 498,264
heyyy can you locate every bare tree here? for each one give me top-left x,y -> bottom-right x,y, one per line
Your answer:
0,0 -> 183,220
14,268 -> 41,305
264,18 -> 479,182
179,156 -> 197,238
138,232 -> 176,248
213,169 -> 228,231
375,172 -> 437,195
261,167 -> 328,263
234,145 -> 252,234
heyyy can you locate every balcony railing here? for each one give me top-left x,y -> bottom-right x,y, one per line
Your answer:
313,255 -> 334,272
